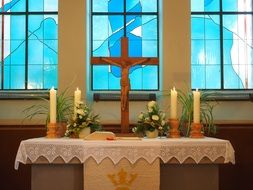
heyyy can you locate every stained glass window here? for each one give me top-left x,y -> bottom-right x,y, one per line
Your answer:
0,0 -> 58,90
91,0 -> 159,91
191,0 -> 253,90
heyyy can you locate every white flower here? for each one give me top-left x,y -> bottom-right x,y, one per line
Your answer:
148,101 -> 156,108
152,115 -> 159,121
148,108 -> 153,113
138,113 -> 144,120
132,127 -> 137,133
161,113 -> 166,120
76,109 -> 84,115
161,120 -> 166,126
158,126 -> 163,130
79,115 -> 83,119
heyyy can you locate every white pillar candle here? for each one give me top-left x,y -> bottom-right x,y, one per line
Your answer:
170,87 -> 177,119
193,89 -> 200,123
74,87 -> 81,115
49,87 -> 57,123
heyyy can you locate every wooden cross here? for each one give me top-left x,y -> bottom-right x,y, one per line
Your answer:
91,37 -> 159,133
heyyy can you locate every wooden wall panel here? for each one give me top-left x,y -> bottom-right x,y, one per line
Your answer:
215,124 -> 253,190
0,126 -> 46,190
0,123 -> 252,190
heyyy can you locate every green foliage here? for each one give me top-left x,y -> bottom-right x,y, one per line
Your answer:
177,90 -> 217,136
23,88 -> 73,124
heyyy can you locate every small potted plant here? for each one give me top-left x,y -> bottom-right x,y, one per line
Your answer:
132,101 -> 169,138
65,101 -> 102,138
177,90 -> 217,136
23,89 -> 73,137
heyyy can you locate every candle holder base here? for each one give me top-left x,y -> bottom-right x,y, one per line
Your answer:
168,119 -> 180,138
190,123 -> 204,138
47,123 -> 57,138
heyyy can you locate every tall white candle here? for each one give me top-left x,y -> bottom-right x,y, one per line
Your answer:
74,87 -> 81,115
170,87 -> 177,119
49,87 -> 57,123
193,89 -> 200,123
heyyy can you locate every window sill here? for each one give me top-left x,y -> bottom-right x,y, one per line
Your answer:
0,90 -> 49,100
93,92 -> 156,101
206,90 -> 253,101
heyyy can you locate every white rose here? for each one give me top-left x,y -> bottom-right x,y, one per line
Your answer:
152,115 -> 159,121
148,101 -> 156,108
138,113 -> 144,120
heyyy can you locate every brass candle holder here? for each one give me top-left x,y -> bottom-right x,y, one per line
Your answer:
168,119 -> 180,138
190,122 -> 204,138
47,123 -> 57,138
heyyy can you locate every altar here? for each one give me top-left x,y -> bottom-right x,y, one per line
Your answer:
15,137 -> 235,190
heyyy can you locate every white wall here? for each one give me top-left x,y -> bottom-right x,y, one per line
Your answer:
0,0 -> 252,125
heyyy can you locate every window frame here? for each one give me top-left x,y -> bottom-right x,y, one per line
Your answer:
191,0 -> 253,100
90,0 -> 160,92
0,0 -> 58,93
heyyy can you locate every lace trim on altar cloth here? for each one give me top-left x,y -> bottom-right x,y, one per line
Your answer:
14,137 -> 235,170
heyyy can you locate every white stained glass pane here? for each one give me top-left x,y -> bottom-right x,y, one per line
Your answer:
141,0 -> 157,12
44,0 -> 58,11
93,16 -> 110,41
191,0 -> 204,12
93,0 -> 108,12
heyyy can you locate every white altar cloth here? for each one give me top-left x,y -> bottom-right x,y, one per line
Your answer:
15,137 -> 235,170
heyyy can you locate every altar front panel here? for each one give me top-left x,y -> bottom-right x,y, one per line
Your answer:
31,162 -> 218,190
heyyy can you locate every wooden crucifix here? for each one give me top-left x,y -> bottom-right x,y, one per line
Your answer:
91,37 -> 158,133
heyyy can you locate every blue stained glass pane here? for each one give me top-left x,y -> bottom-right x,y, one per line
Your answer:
191,0 -> 219,12
10,65 -> 25,89
3,65 -> 10,89
142,16 -> 157,40
109,69 -> 120,90
28,40 -> 43,64
223,15 -> 238,39
143,40 -> 157,57
191,16 -> 205,39
11,16 -> 25,39
44,0 -> 58,12
93,16 -> 123,57
43,17 -> 58,40
224,65 -> 243,89
223,0 -> 252,12
44,65 -> 57,89
11,40 -> 25,65
93,0 -> 123,12
29,0 -> 44,12
28,15 -> 44,40
44,40 -> 57,64
191,40 -> 205,65
142,66 -> 158,90
28,65 -> 43,89
205,65 -> 221,89
129,67 -> 142,89
205,40 -> 220,65
93,66 -> 109,90
127,0 -> 157,12
10,0 -> 26,12
191,65 -> 206,89
205,15 -> 220,39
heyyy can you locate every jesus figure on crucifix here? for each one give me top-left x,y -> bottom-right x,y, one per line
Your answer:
91,37 -> 159,133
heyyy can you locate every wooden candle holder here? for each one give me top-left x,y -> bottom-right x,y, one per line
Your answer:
190,122 -> 204,138
47,123 -> 57,138
168,119 -> 180,138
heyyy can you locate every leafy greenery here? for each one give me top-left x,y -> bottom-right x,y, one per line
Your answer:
23,89 -> 73,124
177,90 -> 218,136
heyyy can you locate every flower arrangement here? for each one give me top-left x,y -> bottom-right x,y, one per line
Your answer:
132,101 -> 169,137
65,101 -> 102,137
